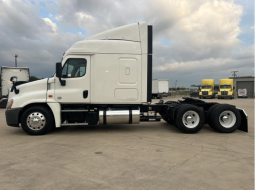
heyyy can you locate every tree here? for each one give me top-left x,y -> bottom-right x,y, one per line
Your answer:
29,76 -> 40,82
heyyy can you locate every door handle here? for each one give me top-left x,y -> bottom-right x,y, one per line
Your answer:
125,67 -> 130,75
83,90 -> 88,99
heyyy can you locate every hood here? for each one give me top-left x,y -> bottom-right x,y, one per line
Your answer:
17,78 -> 48,89
220,89 -> 232,91
8,79 -> 48,100
201,89 -> 213,91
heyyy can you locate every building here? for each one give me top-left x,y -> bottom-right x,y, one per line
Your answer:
229,76 -> 254,98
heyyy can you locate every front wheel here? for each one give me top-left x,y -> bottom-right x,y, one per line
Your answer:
174,105 -> 205,133
21,106 -> 54,135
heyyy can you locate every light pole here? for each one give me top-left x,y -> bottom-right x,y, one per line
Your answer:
231,71 -> 238,78
15,54 -> 18,67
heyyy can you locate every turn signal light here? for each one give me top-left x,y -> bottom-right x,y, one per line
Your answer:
6,99 -> 13,109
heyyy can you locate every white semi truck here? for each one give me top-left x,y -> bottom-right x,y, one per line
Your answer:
152,79 -> 170,99
5,22 -> 248,135
0,67 -> 29,108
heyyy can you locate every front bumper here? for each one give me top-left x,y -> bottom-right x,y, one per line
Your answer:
238,95 -> 247,98
218,95 -> 233,99
5,108 -> 22,127
199,95 -> 213,98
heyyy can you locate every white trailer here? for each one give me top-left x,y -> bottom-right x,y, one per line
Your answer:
238,89 -> 248,98
0,67 -> 29,108
5,22 -> 248,135
152,79 -> 169,99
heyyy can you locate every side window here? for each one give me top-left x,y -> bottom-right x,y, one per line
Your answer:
62,58 -> 87,78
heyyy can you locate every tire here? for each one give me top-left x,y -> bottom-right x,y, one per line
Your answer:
206,104 -> 220,129
173,105 -> 182,128
210,104 -> 241,133
21,106 -> 54,135
174,104 -> 205,133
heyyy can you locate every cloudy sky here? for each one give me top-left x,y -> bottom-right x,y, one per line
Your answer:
0,0 -> 254,87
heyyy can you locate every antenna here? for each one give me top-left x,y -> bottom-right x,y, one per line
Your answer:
15,54 -> 18,67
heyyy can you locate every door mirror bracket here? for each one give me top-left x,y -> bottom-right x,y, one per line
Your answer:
56,62 -> 66,86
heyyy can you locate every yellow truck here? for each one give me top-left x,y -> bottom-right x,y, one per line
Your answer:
199,79 -> 214,99
218,79 -> 234,99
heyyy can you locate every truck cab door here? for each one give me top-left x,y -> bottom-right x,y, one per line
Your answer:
54,55 -> 90,103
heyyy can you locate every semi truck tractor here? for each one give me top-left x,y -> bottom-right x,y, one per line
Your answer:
0,67 -> 29,108
152,79 -> 170,99
5,22 -> 248,135
218,79 -> 234,99
199,79 -> 215,99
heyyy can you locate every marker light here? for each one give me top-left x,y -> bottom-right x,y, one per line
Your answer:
6,99 -> 13,109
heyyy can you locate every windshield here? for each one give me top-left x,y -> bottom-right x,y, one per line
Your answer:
220,85 -> 231,89
201,85 -> 212,89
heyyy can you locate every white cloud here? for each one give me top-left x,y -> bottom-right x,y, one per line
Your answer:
43,18 -> 57,32
0,0 -> 253,86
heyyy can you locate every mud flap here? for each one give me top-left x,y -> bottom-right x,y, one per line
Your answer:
238,108 -> 248,132
0,98 -> 7,108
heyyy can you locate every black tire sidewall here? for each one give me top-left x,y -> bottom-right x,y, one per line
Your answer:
206,104 -> 220,128
211,105 -> 241,133
175,105 -> 205,133
173,105 -> 182,129
21,106 -> 54,135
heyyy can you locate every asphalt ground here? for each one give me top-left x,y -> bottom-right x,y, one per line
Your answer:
0,97 -> 254,190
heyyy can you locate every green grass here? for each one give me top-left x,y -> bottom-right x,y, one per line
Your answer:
170,91 -> 192,96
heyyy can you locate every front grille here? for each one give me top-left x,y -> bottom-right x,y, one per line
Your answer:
221,91 -> 228,95
202,91 -> 208,95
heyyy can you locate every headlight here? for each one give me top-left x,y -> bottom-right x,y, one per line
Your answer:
6,99 -> 13,109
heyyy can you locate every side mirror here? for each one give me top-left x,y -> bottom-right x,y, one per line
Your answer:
56,62 -> 62,78
55,62 -> 66,86
10,76 -> 17,83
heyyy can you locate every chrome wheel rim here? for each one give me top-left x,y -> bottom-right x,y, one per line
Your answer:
219,110 -> 236,128
182,111 -> 200,128
26,112 -> 46,130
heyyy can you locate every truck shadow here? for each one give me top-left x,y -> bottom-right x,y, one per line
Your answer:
50,123 -> 183,134
7,123 -> 219,136
49,123 -> 216,135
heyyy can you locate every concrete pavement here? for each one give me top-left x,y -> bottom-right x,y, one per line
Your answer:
0,98 -> 253,190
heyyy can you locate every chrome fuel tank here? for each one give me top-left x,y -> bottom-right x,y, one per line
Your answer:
99,108 -> 140,124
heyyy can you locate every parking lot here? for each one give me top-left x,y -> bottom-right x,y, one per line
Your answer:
0,98 -> 253,190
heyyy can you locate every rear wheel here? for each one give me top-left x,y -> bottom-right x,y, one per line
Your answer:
206,104 -> 220,129
174,105 -> 205,133
210,105 -> 241,133
21,106 -> 54,135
